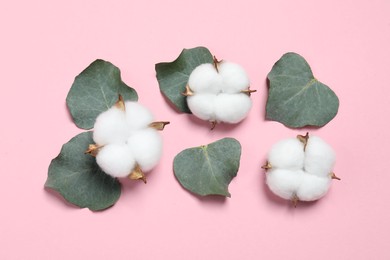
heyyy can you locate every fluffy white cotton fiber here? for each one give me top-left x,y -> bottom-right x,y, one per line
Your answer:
124,101 -> 154,131
296,174 -> 331,201
268,138 -> 305,170
127,128 -> 162,171
186,61 -> 252,125
93,107 -> 129,145
304,136 -> 336,177
96,144 -> 135,178
266,169 -> 304,200
92,100 -> 164,179
265,134 -> 337,204
215,93 -> 252,123
218,61 -> 250,93
187,94 -> 216,121
188,63 -> 222,94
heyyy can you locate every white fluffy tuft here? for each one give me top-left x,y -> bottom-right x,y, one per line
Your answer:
124,101 -> 154,131
96,144 -> 135,178
93,107 -> 129,145
268,138 -> 305,170
214,93 -> 252,123
304,136 -> 336,177
218,61 -> 250,93
127,128 -> 163,171
266,169 -> 304,200
297,174 -> 331,201
187,93 -> 217,121
188,63 -> 222,94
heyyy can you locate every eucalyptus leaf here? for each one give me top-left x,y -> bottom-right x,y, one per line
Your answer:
266,52 -> 339,128
173,138 -> 241,197
67,59 -> 138,129
155,47 -> 214,113
45,132 -> 121,211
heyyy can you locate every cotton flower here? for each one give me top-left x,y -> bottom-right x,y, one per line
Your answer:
184,59 -> 255,129
86,96 -> 169,183
263,133 -> 339,206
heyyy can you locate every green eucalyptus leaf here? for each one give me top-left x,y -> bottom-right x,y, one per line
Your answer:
67,59 -> 138,129
266,52 -> 339,128
45,132 -> 121,211
155,47 -> 214,113
173,138 -> 241,197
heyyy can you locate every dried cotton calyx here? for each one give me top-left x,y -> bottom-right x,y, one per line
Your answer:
263,133 -> 340,206
86,95 -> 169,183
183,57 -> 256,129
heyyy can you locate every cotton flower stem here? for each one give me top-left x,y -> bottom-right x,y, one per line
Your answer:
261,162 -> 272,170
114,94 -> 126,111
128,165 -> 147,184
85,144 -> 103,157
149,121 -> 170,131
182,85 -> 194,96
241,88 -> 257,96
292,194 -> 299,208
331,172 -> 341,180
297,132 -> 309,151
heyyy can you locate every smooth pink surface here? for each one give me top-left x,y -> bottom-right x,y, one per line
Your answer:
1,0 -> 390,259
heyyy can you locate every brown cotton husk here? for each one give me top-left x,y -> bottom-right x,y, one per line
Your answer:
210,120 -> 217,130
331,172 -> 341,180
114,94 -> 126,111
128,165 -> 147,184
292,194 -> 299,207
182,85 -> 194,96
297,132 -> 309,151
241,88 -> 257,96
85,144 -> 102,157
149,121 -> 170,131
213,56 -> 222,72
261,161 -> 272,170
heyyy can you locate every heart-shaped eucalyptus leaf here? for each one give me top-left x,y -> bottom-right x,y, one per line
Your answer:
67,59 -> 138,130
155,47 -> 214,113
173,138 -> 241,197
266,52 -> 339,128
45,132 -> 121,211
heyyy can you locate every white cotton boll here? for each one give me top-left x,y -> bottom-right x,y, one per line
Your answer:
124,101 -> 154,131
93,107 -> 129,145
218,61 -> 250,93
127,128 -> 163,171
188,63 -> 222,94
187,93 -> 217,121
304,136 -> 336,177
266,169 -> 304,200
214,93 -> 252,123
297,174 -> 331,201
268,138 -> 305,170
96,144 -> 135,178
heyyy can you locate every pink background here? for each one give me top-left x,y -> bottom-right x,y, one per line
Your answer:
1,0 -> 390,259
